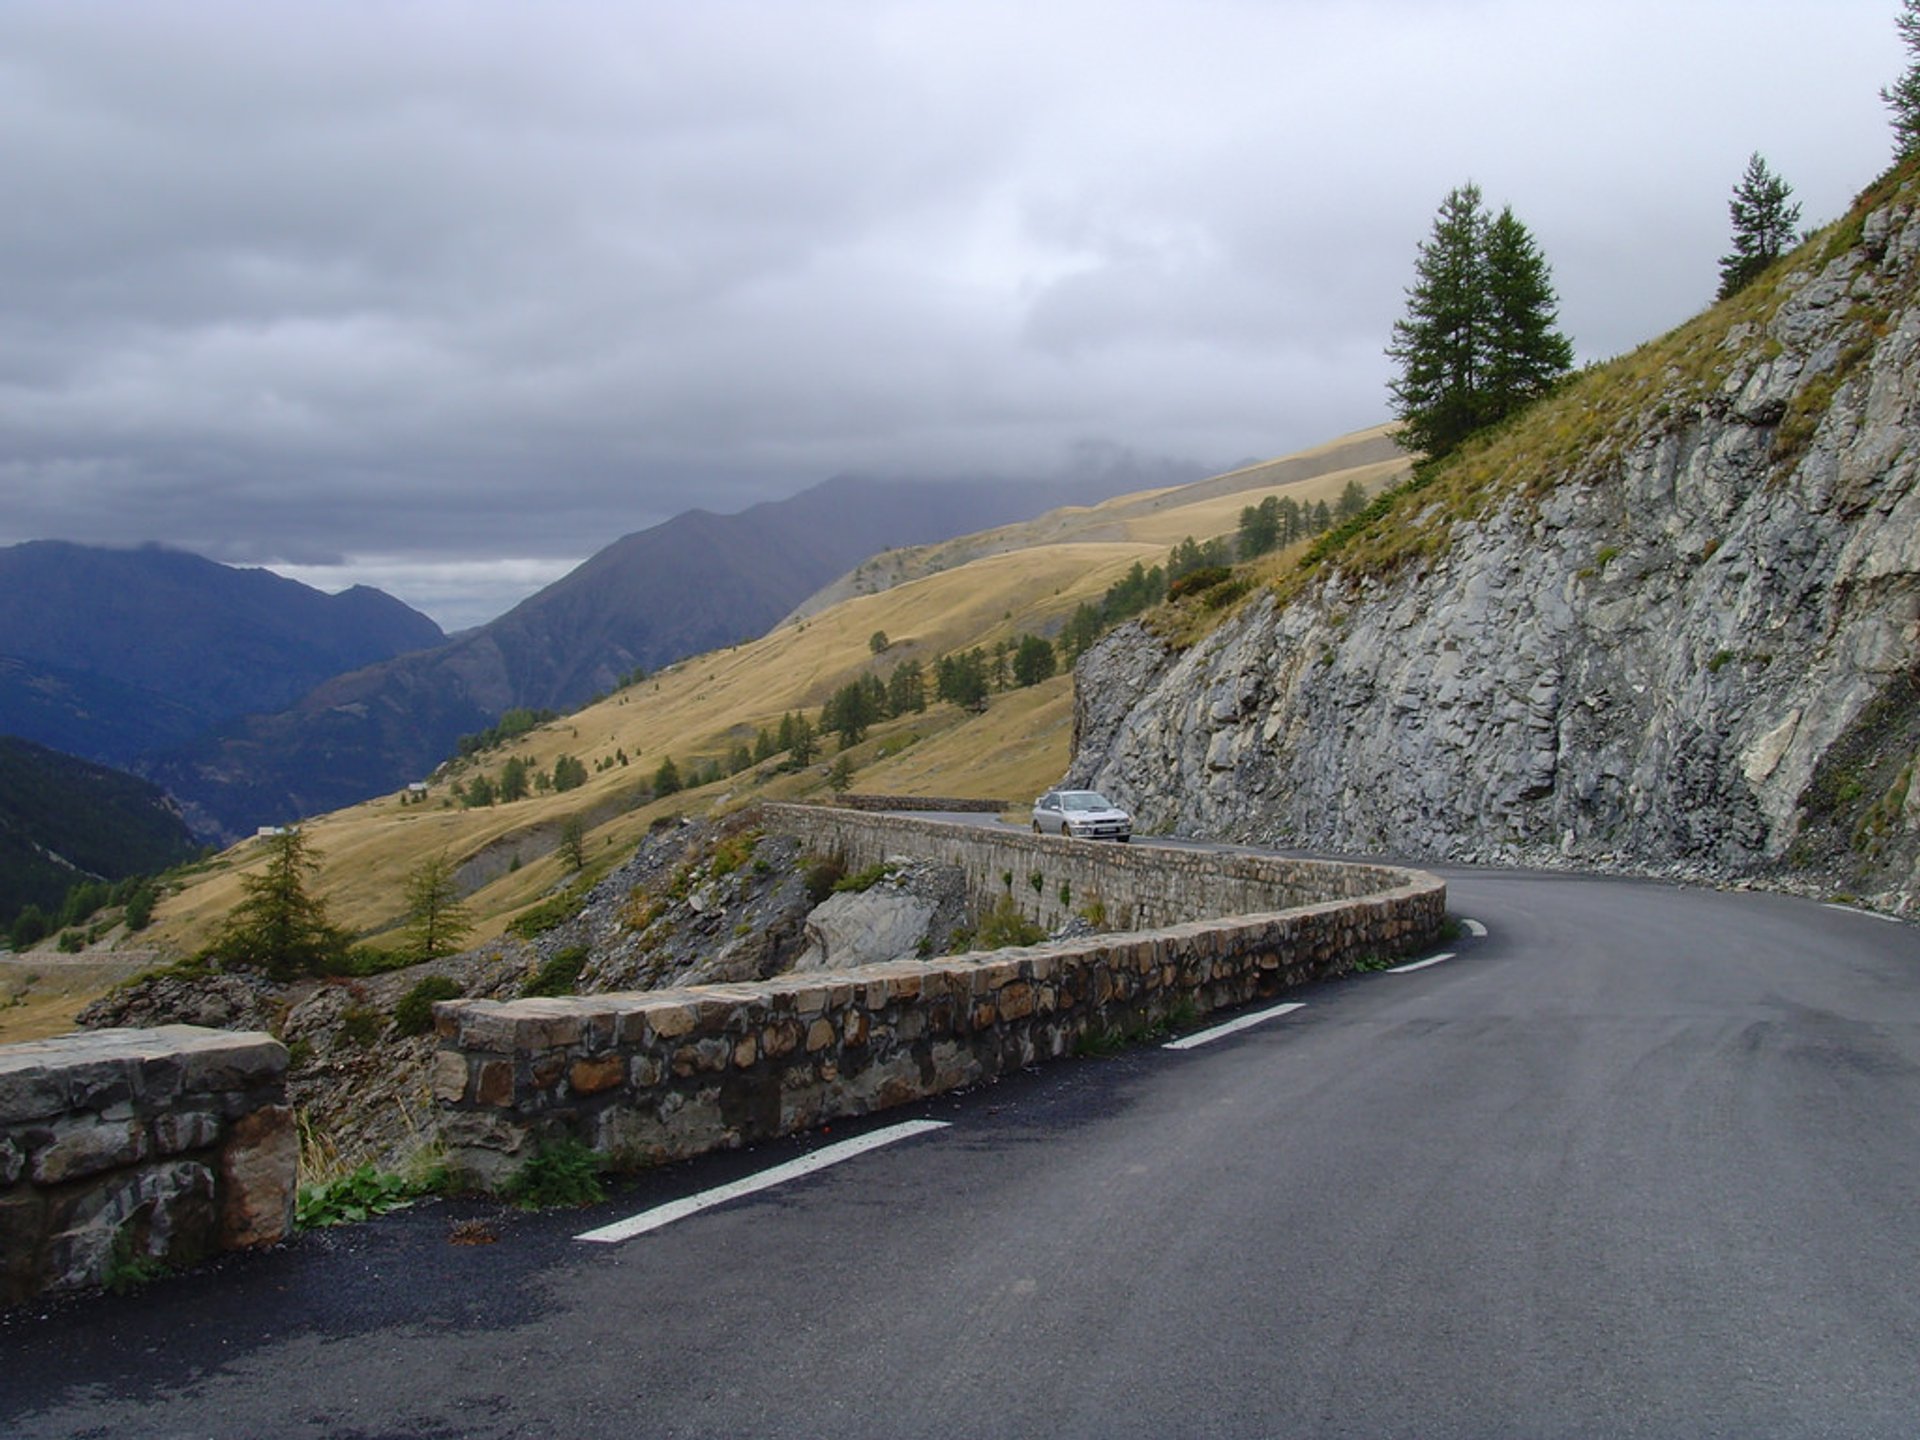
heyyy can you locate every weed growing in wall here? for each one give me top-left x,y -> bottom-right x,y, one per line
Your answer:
503,1139 -> 607,1209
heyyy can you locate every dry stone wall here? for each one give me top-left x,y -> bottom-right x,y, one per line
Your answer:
433,810 -> 1445,1188
0,1025 -> 295,1307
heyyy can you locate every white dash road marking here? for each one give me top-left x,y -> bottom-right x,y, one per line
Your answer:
575,1120 -> 950,1244
1824,903 -> 1903,925
1464,918 -> 1488,938
1388,952 -> 1455,974
1162,1001 -> 1305,1051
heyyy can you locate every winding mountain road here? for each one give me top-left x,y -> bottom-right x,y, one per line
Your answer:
5,860 -> 1917,1438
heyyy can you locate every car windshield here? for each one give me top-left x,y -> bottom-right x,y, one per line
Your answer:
1060,792 -> 1112,811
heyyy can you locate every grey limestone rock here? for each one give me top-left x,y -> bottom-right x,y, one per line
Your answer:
1071,184 -> 1920,914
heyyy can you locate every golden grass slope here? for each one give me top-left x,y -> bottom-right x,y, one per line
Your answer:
10,424 -> 1405,1025
787,424 -> 1407,620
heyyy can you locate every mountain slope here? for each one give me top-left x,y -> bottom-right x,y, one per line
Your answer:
0,542 -> 444,766
786,426 -> 1406,620
0,737 -> 200,924
1071,160 -> 1920,914
144,471 -> 1166,837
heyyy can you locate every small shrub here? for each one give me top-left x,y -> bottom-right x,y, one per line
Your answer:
337,1004 -> 385,1046
297,1164 -> 418,1229
709,830 -> 760,878
102,1225 -> 170,1294
621,894 -> 665,932
523,944 -> 589,998
832,862 -> 896,894
1073,1024 -> 1130,1059
508,880 -> 592,939
502,1139 -> 607,1209
975,895 -> 1044,948
1201,577 -> 1252,610
804,855 -> 846,904
1074,999 -> 1203,1057
393,976 -> 464,1037
322,946 -> 416,978
1167,565 -> 1232,601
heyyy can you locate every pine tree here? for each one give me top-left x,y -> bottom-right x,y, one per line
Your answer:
211,827 -> 345,979
1387,183 -> 1491,460
1012,633 -> 1056,687
652,755 -> 682,796
401,852 -> 471,964
1238,496 -> 1281,557
788,714 -> 818,768
499,755 -> 529,802
557,816 -> 588,872
1387,184 -> 1572,460
827,754 -> 855,793
1482,205 -> 1575,419
1884,0 -> 1920,158
1717,153 -> 1802,300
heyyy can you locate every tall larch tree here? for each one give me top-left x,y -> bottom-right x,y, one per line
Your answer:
1387,183 -> 1572,460
1717,153 -> 1802,300
401,852 -> 471,964
211,827 -> 345,979
1482,205 -> 1575,418
1884,0 -> 1920,158
1387,182 -> 1492,459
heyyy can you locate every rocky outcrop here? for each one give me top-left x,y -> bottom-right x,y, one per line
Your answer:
789,859 -> 971,971
1072,169 -> 1920,913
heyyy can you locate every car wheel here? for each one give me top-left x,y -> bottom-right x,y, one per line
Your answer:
1033,821 -> 1043,834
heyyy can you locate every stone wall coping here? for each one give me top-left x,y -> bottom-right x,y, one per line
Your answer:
0,1026 -> 286,1077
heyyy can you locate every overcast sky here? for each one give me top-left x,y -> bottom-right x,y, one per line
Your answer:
0,1 -> 1899,629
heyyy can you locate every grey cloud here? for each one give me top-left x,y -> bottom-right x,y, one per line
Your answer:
0,0 -> 1897,627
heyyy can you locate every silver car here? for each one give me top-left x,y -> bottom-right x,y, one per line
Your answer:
1032,789 -> 1132,841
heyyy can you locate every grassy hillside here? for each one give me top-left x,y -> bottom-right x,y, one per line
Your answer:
1275,162 -> 1918,603
788,424 -> 1406,619
68,429 -> 1401,979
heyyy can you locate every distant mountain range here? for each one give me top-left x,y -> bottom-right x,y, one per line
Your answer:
0,541 -> 445,768
10,469 -> 1179,840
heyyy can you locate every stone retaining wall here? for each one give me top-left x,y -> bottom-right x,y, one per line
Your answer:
830,794 -> 1004,813
767,803 -> 1422,931
0,1025 -> 295,1307
434,811 -> 1445,1188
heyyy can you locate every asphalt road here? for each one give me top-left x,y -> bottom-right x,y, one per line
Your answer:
4,865 -> 1918,1438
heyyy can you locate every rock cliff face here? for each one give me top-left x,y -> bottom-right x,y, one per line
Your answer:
1072,168 -> 1920,914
